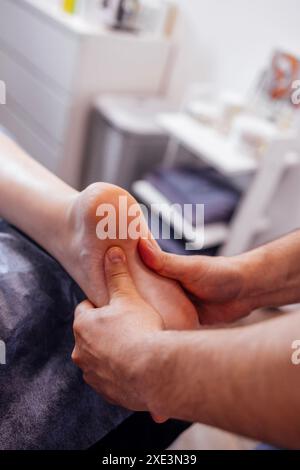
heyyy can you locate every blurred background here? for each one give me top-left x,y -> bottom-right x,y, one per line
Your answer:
1,0 -> 300,450
1,0 -> 300,258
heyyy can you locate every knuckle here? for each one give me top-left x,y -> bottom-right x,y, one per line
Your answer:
74,303 -> 85,320
73,315 -> 85,336
113,288 -> 137,302
71,349 -> 81,366
75,301 -> 86,314
110,270 -> 128,282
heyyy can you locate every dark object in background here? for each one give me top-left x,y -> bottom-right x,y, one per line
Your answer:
145,209 -> 218,256
133,165 -> 240,256
90,413 -> 190,451
146,166 -> 241,226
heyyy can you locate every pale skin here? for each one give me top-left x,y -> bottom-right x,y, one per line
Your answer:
0,132 -> 199,331
73,243 -> 300,449
2,133 -> 300,448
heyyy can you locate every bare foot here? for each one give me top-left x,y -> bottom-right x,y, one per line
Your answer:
63,183 -> 199,331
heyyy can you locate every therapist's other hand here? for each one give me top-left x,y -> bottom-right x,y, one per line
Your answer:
139,239 -> 251,325
72,247 -> 165,414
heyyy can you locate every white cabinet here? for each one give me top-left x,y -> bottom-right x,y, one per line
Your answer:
0,0 -> 171,187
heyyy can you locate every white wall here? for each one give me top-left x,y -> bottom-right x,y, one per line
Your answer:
169,0 -> 300,101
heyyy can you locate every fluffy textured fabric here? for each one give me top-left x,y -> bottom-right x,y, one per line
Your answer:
0,220 -> 130,450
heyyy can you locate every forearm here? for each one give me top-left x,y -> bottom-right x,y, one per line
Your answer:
237,231 -> 300,310
145,313 -> 300,448
0,133 -> 77,260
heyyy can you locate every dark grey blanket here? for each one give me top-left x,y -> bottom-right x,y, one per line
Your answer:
146,166 -> 241,225
0,219 -> 130,450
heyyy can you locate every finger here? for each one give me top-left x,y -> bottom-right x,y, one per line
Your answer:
74,299 -> 94,320
139,238 -> 193,281
105,246 -> 139,302
151,414 -> 169,424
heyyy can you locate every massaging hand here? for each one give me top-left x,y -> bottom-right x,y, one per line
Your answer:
64,184 -> 199,331
72,246 -> 164,414
0,134 -> 198,330
139,238 -> 252,325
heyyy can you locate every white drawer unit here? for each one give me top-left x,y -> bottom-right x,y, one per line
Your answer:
0,100 -> 61,173
0,0 -> 79,92
0,0 -> 171,188
0,48 -> 70,145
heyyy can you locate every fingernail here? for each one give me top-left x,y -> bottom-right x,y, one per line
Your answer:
107,247 -> 125,264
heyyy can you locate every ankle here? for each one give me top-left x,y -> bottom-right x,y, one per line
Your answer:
49,191 -> 79,269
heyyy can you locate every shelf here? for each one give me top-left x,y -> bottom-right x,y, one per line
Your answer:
158,113 -> 258,175
133,180 -> 229,249
24,0 -> 96,34
24,0 -> 173,41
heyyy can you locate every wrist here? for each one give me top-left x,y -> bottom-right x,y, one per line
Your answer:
235,247 -> 271,311
138,332 -> 176,417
